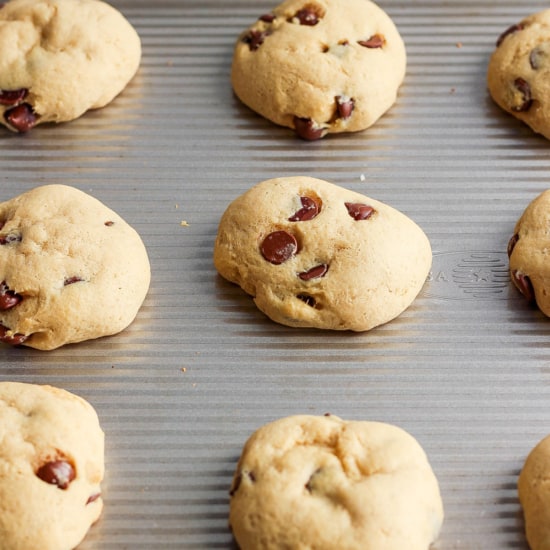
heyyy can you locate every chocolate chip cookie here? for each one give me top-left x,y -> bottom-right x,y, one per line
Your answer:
229,414 -> 444,550
0,0 -> 141,132
488,9 -> 550,139
518,434 -> 550,550
0,381 -> 104,550
0,184 -> 151,350
507,189 -> 550,315
231,0 -> 406,139
213,176 -> 431,331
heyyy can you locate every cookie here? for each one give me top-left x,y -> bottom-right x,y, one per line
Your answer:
0,184 -> 150,350
507,189 -> 550,315
231,0 -> 406,140
518,434 -> 550,550
213,176 -> 431,331
487,9 -> 550,140
0,0 -> 141,132
229,414 -> 444,550
0,381 -> 104,550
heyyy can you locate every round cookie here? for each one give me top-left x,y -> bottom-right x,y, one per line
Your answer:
518,434 -> 550,550
0,381 -> 104,550
0,0 -> 141,132
229,414 -> 444,550
213,176 -> 431,331
507,189 -> 550,315
488,9 -> 550,140
0,184 -> 151,350
231,0 -> 406,140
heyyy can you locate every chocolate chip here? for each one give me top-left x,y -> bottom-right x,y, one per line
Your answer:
293,116 -> 326,140
297,293 -> 316,307
36,460 -> 76,489
513,270 -> 535,302
0,324 -> 27,345
529,43 -> 550,70
64,276 -> 83,286
259,13 -> 275,23
511,78 -> 532,112
496,23 -> 523,47
507,233 -> 519,258
261,231 -> 298,264
299,264 -> 328,280
292,7 -> 320,26
0,88 -> 28,106
345,202 -> 376,220
288,196 -> 319,221
358,34 -> 385,48
86,493 -> 101,505
336,95 -> 355,119
104,220 -> 114,226
4,103 -> 38,132
243,30 -> 270,51
0,233 -> 21,245
0,281 -> 21,310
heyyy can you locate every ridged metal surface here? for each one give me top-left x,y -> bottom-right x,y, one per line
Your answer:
1,0 -> 549,548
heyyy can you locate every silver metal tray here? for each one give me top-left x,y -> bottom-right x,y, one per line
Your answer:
1,0 -> 549,548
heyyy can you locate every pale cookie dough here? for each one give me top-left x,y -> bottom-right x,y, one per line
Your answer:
213,176 -> 431,331
231,0 -> 406,139
0,184 -> 151,350
229,414 -> 444,550
519,434 -> 550,550
0,381 -> 104,550
488,9 -> 550,140
507,189 -> 550,315
0,0 -> 141,132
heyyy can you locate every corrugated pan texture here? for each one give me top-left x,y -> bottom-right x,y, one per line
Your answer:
1,0 -> 550,548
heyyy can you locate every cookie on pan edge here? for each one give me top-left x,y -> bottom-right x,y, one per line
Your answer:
508,189 -> 550,315
519,434 -> 550,550
0,381 -> 104,550
0,0 -> 141,133
231,0 -> 406,140
229,414 -> 444,550
214,176 -> 431,331
487,9 -> 550,140
0,184 -> 151,350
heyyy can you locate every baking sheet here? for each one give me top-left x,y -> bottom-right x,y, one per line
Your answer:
1,0 -> 550,548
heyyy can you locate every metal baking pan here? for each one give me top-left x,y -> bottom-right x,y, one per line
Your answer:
1,0 -> 548,547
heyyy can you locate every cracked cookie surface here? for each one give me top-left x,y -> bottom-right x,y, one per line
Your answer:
0,381 -> 104,550
0,184 -> 150,350
231,0 -> 406,139
229,414 -> 444,550
488,8 -> 550,139
0,0 -> 141,132
213,176 -> 431,331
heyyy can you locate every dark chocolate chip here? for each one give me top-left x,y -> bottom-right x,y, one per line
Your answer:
496,23 -> 523,47
86,493 -> 101,505
345,202 -> 376,220
507,233 -> 519,258
511,78 -> 532,112
0,324 -> 27,346
0,281 -> 21,310
336,95 -> 355,119
36,460 -> 76,489
299,264 -> 328,281
64,276 -> 83,286
293,116 -> 326,140
4,103 -> 38,132
512,270 -> 535,302
261,231 -> 298,264
288,196 -> 319,221
243,30 -> 270,51
292,7 -> 320,26
104,220 -> 114,226
297,293 -> 316,307
0,88 -> 28,106
259,13 -> 275,23
0,233 -> 21,245
358,34 -> 385,48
